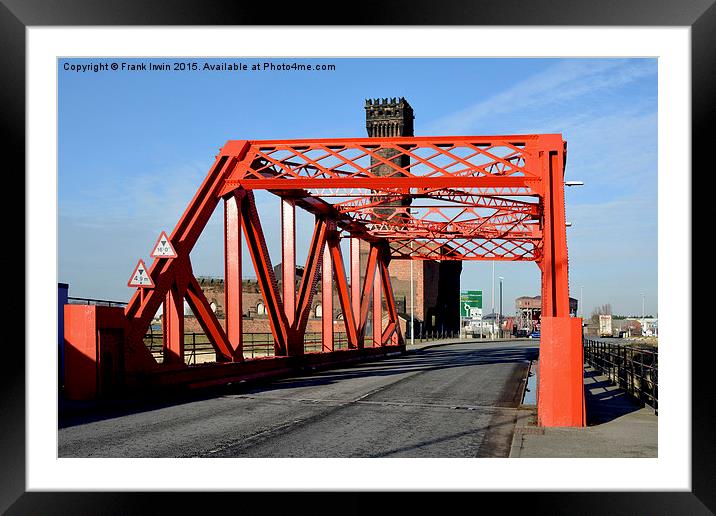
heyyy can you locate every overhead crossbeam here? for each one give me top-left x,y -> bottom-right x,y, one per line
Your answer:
215,136 -> 548,262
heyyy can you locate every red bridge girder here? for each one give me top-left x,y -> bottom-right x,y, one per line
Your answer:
66,134 -> 585,428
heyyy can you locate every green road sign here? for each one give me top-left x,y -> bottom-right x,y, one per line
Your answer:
460,290 -> 483,317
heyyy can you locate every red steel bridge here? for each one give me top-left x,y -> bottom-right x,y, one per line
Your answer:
64,134 -> 585,427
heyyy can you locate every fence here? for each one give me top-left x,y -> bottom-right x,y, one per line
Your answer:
144,331 -> 353,365
67,296 -> 127,308
144,327 -> 461,365
67,296 -> 462,361
583,338 -> 658,412
413,329 -> 459,342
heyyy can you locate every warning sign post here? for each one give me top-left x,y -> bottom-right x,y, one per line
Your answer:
128,259 -> 154,304
128,259 -> 154,288
151,231 -> 177,258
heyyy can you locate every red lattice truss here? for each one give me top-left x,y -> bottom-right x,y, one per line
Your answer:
218,135 -> 560,261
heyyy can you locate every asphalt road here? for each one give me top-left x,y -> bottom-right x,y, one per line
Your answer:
58,340 -> 537,458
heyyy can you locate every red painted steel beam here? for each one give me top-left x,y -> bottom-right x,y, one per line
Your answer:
123,144 -> 248,361
170,155 -> 241,251
229,176 -> 533,191
126,154 -> 236,325
372,259 -> 382,347
350,237 -> 361,325
163,284 -> 185,365
380,253 -> 403,346
282,199 -> 296,328
329,235 -> 359,349
293,217 -> 328,352
533,137 -> 585,427
381,321 -> 396,346
389,237 -> 539,262
391,253 -> 537,262
221,135 -> 549,151
224,190 -> 243,358
240,190 -> 290,356
357,244 -> 380,346
380,260 -> 396,328
547,148 -> 570,318
321,238 -> 334,353
185,275 -> 237,362
337,196 -> 539,214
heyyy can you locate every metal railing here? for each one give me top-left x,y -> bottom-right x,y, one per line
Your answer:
413,329 -> 459,343
144,331 -> 353,365
67,296 -> 127,308
583,338 -> 658,412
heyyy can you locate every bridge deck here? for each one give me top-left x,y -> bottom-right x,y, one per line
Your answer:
59,340 -> 536,458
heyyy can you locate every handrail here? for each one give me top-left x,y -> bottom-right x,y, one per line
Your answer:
583,337 -> 658,413
143,331 -> 353,363
67,296 -> 128,307
142,328 -> 464,365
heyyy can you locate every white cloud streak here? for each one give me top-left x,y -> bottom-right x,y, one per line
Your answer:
425,59 -> 656,134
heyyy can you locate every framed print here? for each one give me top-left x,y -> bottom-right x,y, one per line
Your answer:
5,0 -> 709,513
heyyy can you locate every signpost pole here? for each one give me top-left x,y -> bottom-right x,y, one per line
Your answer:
457,289 -> 462,339
460,290 -> 482,342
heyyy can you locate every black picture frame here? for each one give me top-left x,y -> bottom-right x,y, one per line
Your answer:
4,1 -> 707,513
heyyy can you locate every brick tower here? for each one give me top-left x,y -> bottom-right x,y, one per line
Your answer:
360,97 -> 462,338
365,97 -> 414,138
365,98 -> 414,217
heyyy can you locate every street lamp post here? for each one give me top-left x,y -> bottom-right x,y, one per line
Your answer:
498,276 -> 504,339
491,262 -> 495,340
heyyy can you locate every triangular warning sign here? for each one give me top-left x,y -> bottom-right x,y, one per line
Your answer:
128,259 -> 155,288
150,231 -> 177,258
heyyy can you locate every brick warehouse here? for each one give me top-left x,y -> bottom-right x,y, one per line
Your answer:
184,98 -> 461,337
184,268 -> 408,337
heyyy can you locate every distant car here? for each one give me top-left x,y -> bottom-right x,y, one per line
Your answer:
529,331 -> 540,339
516,329 -> 529,338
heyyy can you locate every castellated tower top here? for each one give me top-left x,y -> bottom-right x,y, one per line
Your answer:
365,97 -> 414,137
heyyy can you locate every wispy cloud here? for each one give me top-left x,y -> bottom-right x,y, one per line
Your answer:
555,108 -> 657,191
62,160 -> 209,227
425,59 -> 656,134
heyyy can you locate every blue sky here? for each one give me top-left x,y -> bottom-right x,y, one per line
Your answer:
58,57 -> 657,317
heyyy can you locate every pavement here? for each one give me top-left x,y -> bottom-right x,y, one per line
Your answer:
509,365 -> 658,458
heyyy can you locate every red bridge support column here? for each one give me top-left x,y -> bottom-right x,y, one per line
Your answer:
537,137 -> 586,427
539,316 -> 584,426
